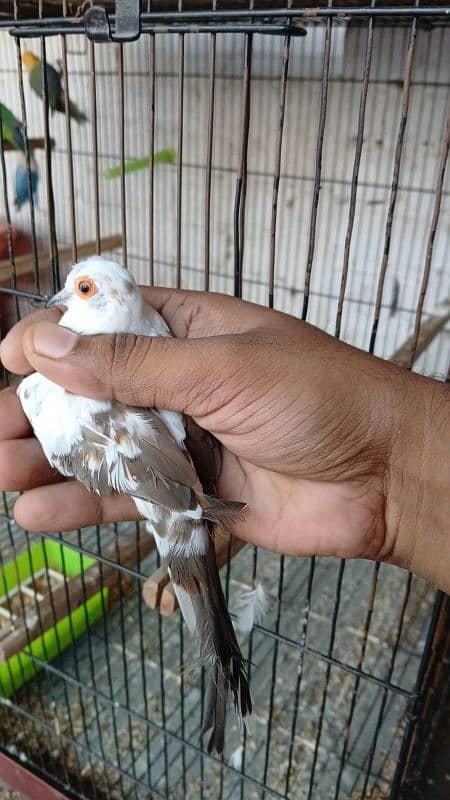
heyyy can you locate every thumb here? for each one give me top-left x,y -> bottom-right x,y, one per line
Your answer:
21,321 -> 233,415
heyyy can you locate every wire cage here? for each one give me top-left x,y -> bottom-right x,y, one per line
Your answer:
0,1 -> 449,798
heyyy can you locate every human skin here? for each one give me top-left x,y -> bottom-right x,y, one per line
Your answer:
0,288 -> 448,591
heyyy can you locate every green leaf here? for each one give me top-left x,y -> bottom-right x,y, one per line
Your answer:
105,148 -> 176,179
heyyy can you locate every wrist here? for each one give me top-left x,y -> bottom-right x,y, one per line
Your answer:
385,373 -> 450,590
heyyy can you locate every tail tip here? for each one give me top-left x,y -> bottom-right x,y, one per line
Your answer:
201,660 -> 252,754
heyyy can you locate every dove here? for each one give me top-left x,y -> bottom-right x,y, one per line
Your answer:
17,256 -> 251,753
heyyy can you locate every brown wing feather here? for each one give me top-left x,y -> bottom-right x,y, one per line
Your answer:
110,404 -> 198,488
184,416 -> 222,495
53,402 -> 198,513
184,417 -> 247,525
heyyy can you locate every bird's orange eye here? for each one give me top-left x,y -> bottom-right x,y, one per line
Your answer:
74,276 -> 97,299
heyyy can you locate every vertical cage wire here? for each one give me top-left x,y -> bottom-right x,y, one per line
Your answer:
369,15 -> 418,355
408,115 -> 450,368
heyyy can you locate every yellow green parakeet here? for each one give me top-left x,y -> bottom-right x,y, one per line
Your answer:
0,102 -> 25,151
22,51 -> 87,125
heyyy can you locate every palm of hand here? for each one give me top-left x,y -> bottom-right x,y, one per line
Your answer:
161,294 -> 389,561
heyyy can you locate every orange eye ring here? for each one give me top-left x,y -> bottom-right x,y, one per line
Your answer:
74,276 -> 98,299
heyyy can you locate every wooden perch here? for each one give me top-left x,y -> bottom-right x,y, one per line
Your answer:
142,566 -> 169,610
143,533 -> 246,617
0,234 -> 123,283
159,583 -> 178,617
390,304 -> 450,368
0,533 -> 154,663
2,138 -> 55,152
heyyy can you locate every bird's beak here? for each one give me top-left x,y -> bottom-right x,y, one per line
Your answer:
46,289 -> 70,309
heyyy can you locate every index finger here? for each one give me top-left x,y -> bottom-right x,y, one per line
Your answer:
140,286 -> 282,340
0,307 -> 63,375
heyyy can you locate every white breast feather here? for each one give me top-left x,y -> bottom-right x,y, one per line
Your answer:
17,373 -> 111,463
153,409 -> 186,447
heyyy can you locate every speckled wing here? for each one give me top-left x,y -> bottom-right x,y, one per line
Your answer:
53,402 -> 199,513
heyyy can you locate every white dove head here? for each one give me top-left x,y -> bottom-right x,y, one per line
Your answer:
49,256 -> 143,335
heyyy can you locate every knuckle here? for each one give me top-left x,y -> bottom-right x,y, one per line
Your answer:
110,333 -> 139,392
109,333 -> 139,374
107,333 -> 158,404
182,377 -> 205,415
0,447 -> 8,490
0,441 -> 18,490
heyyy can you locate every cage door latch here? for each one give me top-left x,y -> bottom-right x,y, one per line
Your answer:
84,6 -> 111,42
85,0 -> 141,43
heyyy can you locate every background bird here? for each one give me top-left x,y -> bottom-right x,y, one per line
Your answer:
0,101 -> 25,152
22,51 -> 87,124
104,149 -> 177,179
17,256 -> 252,753
14,152 -> 39,210
0,102 -> 38,210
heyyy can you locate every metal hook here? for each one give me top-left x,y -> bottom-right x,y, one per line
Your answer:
84,5 -> 111,42
84,1 -> 141,43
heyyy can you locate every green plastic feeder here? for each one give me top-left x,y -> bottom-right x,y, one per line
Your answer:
0,539 -> 108,697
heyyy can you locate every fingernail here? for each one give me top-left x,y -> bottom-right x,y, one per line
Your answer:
31,323 -> 78,358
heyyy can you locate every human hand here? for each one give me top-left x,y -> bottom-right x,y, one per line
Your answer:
0,289 -> 446,585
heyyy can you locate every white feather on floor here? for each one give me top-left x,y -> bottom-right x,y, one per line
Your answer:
235,583 -> 270,636
230,745 -> 244,770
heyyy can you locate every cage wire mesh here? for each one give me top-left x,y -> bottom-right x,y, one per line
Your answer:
0,2 -> 449,799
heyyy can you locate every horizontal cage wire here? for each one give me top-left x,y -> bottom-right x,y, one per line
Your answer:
0,3 -> 449,800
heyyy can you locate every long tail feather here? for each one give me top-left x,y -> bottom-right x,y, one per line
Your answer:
201,666 -> 227,753
68,99 -> 88,124
166,535 -> 252,753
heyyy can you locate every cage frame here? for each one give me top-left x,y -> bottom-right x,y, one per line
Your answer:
0,2 -> 449,798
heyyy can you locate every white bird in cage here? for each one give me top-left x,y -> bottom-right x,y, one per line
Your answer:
17,256 -> 252,753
